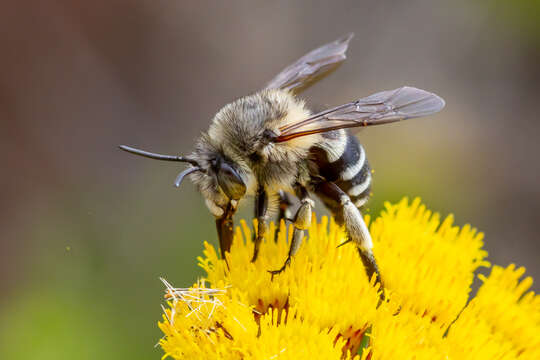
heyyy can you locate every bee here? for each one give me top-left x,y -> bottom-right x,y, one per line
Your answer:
120,33 -> 445,286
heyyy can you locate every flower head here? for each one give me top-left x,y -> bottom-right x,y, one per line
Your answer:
199,216 -> 381,354
159,197 -> 540,359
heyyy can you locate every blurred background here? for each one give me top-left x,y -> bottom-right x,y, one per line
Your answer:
1,1 -> 539,358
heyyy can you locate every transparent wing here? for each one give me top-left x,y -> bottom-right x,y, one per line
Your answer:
265,33 -> 353,94
275,86 -> 445,142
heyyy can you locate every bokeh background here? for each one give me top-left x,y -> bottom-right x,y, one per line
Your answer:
1,1 -> 539,359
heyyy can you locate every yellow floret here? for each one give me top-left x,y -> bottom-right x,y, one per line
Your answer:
370,197 -> 489,328
447,264 -> 540,360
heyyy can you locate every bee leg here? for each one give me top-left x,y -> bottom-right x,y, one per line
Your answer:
269,186 -> 313,276
251,187 -> 268,262
274,190 -> 295,242
314,181 -> 384,293
215,201 -> 237,260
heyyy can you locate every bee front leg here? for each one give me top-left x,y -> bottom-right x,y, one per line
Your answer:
269,186 -> 313,276
251,186 -> 268,262
215,201 -> 237,260
314,181 -> 384,292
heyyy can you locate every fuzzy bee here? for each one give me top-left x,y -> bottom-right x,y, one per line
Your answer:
120,33 -> 445,286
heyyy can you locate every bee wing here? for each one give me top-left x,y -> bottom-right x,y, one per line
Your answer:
275,86 -> 445,142
265,33 -> 353,94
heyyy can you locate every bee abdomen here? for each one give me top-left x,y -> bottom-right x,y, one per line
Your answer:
335,159 -> 372,208
309,132 -> 372,209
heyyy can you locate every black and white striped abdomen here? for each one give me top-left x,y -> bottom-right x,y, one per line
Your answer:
309,130 -> 372,208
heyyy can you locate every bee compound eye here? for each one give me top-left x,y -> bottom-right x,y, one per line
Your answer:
216,162 -> 246,200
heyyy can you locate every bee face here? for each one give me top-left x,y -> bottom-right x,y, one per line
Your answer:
187,135 -> 251,217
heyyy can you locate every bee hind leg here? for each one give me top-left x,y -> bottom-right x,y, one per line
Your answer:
314,181 -> 384,297
269,186 -> 313,277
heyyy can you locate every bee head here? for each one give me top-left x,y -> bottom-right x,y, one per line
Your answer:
190,137 -> 253,216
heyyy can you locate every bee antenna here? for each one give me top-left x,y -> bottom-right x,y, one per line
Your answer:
119,145 -> 199,166
174,167 -> 202,187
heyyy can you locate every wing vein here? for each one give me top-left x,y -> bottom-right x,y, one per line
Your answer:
275,86 -> 445,143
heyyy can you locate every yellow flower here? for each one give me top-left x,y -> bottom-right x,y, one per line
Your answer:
158,281 -> 258,359
367,306 -> 449,360
159,197 -> 540,359
158,280 -> 348,359
370,197 -> 490,328
199,216 -> 381,354
446,264 -> 540,360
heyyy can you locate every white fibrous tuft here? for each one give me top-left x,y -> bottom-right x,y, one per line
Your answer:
160,277 -> 229,323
